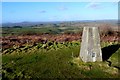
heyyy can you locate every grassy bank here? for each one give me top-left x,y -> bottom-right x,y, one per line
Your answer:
2,41 -> 120,79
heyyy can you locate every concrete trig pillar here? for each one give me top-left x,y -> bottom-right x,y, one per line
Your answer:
80,27 -> 102,62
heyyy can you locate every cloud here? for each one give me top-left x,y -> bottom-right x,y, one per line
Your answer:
2,0 -> 120,2
112,2 -> 118,6
39,10 -> 46,13
58,6 -> 68,11
85,2 -> 101,9
48,16 -> 59,21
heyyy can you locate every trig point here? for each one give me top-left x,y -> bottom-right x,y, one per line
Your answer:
80,27 -> 102,62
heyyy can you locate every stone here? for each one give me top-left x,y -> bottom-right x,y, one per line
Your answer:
80,27 -> 102,62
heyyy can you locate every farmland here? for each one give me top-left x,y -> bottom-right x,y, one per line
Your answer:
1,21 -> 120,79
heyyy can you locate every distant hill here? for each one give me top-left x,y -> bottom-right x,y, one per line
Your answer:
2,19 -> 118,27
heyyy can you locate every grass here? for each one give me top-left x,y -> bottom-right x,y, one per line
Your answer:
2,41 -> 120,79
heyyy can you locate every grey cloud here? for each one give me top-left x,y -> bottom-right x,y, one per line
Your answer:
39,10 -> 46,13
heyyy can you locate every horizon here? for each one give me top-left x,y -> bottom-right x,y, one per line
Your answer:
2,19 -> 118,24
2,2 -> 118,23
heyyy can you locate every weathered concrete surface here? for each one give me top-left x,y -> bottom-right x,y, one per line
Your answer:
80,27 -> 102,62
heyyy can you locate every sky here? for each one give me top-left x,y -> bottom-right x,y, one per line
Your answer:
1,0 -> 119,2
2,2 -> 118,23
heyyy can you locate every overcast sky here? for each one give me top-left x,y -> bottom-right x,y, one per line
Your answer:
2,2 -> 118,23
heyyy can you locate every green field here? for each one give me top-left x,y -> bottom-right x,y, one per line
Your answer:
2,27 -> 82,36
2,41 -> 120,79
